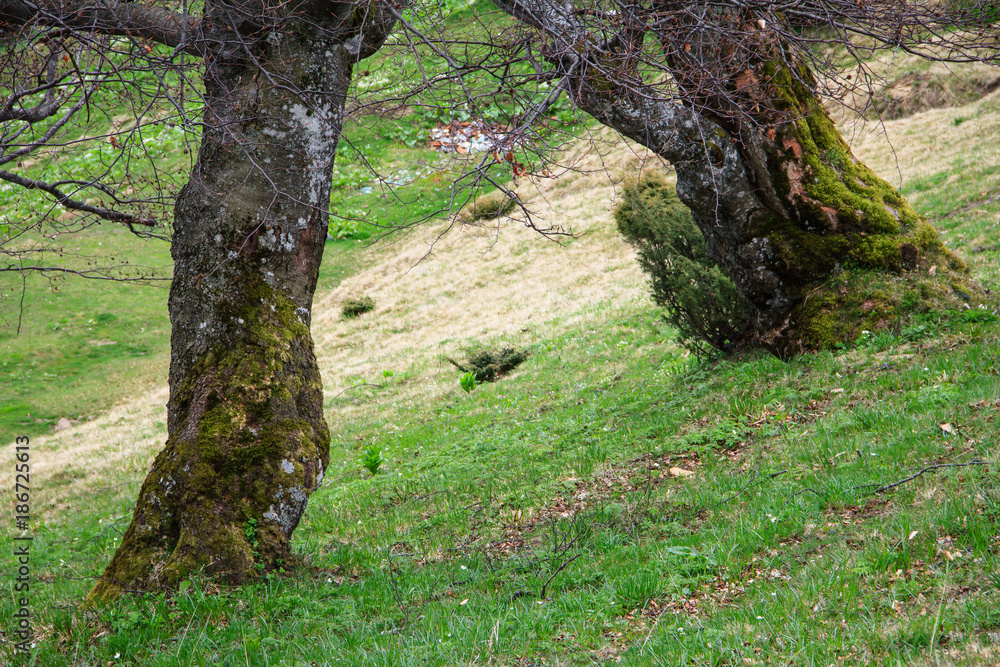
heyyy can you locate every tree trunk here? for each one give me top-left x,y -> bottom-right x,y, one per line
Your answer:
493,0 -> 972,355
704,59 -> 969,354
87,2 -> 394,603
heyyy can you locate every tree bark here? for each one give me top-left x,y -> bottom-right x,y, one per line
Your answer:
493,0 -> 971,355
87,0 -> 395,603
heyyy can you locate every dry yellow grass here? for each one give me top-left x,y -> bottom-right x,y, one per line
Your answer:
312,129 -> 664,430
9,129 -> 662,523
845,80 -> 1000,208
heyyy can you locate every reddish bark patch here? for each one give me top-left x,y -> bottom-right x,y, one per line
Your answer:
785,160 -> 807,197
782,136 -> 803,158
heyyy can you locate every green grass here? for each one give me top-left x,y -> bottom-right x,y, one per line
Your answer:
4,115 -> 1000,667
0,226 -> 173,438
3,10 -> 1000,664
4,294 -> 999,665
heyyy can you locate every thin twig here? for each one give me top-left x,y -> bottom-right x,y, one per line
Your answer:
858,461 -> 988,496
329,382 -> 384,398
781,487 -> 824,509
539,553 -> 581,599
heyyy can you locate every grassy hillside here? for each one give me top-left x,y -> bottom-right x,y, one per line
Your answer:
2,53 -> 1000,667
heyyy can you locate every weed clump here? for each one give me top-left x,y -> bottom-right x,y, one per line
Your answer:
463,190 -> 516,221
448,346 -> 528,382
342,296 -> 375,319
360,447 -> 384,476
615,174 -> 752,354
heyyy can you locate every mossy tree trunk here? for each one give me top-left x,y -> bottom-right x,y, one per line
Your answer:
717,61 -> 966,352
493,0 -> 969,355
87,0 -> 395,603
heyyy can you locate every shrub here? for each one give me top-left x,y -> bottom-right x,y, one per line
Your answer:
342,296 -> 376,319
463,190 -> 517,221
615,174 -> 752,354
448,346 -> 528,382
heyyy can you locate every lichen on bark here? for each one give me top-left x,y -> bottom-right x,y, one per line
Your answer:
86,0 -> 397,604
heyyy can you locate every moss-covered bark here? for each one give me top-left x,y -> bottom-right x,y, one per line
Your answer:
739,57 -> 973,353
495,0 -> 978,356
88,282 -> 329,602
86,0 -> 396,604
651,6 -> 974,353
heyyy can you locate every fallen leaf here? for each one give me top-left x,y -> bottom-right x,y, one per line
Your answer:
908,530 -> 919,541
939,423 -> 954,435
669,467 -> 694,478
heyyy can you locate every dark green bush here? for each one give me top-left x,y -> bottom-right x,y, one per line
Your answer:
615,174 -> 752,354
448,346 -> 528,382
342,296 -> 376,319
464,191 -> 517,221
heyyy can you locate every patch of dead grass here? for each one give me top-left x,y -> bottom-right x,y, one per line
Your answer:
2,129 -> 662,526
312,129 -> 663,428
843,84 -> 1000,205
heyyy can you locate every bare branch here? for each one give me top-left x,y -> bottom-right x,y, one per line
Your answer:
859,460 -> 989,496
0,167 -> 157,226
0,0 -> 206,54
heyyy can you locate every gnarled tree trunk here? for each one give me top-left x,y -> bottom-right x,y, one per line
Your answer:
87,0 -> 395,603
494,0 -> 972,356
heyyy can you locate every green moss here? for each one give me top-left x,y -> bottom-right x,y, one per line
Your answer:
790,268 -> 986,350
796,288 -> 896,348
849,235 -> 903,271
745,56 -> 967,301
178,278 -> 321,476
763,58 -> 921,236
194,403 -> 239,464
233,419 -> 309,470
